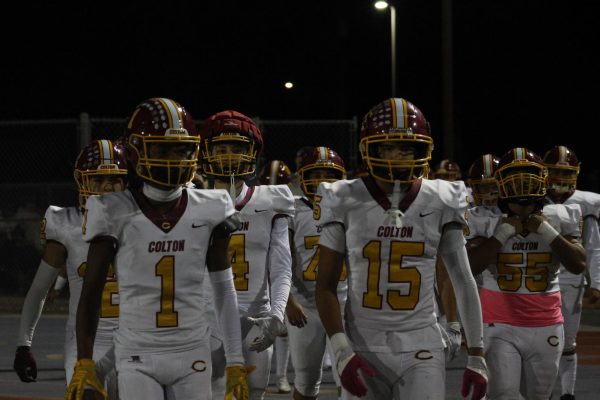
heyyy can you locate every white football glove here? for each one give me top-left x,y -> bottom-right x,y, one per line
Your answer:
246,316 -> 286,352
441,321 -> 462,362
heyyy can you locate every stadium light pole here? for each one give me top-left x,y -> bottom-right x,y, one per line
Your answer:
374,1 -> 397,97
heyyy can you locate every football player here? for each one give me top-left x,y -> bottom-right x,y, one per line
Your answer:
463,153 -> 502,289
315,98 -> 488,400
290,147 -> 314,196
14,139 -> 127,399
430,158 -> 465,364
286,146 -> 348,400
200,110 -> 294,400
467,147 -> 586,399
259,159 -> 294,394
66,98 -> 250,400
543,146 -> 600,400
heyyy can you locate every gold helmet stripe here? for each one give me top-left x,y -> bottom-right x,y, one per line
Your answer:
99,139 -> 114,166
157,98 -> 182,129
558,145 -> 568,164
318,146 -> 328,161
483,154 -> 492,177
390,98 -> 408,129
127,108 -> 141,129
270,160 -> 279,183
515,147 -> 525,160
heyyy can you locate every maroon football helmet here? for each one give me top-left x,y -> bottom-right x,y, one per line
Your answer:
543,145 -> 580,196
74,139 -> 128,207
259,160 -> 292,185
359,98 -> 433,183
125,97 -> 200,188
467,154 -> 500,206
200,110 -> 263,179
495,147 -> 547,203
298,146 -> 346,198
432,159 -> 462,181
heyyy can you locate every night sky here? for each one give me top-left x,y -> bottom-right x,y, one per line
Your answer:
2,0 -> 600,188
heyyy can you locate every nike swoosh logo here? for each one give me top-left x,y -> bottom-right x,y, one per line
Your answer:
192,223 -> 207,228
419,211 -> 434,217
255,209 -> 268,213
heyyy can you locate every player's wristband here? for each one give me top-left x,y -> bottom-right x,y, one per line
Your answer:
493,223 -> 516,245
537,221 -> 559,244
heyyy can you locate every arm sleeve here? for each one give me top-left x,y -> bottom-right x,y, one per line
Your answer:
17,260 -> 61,346
439,225 -> 484,349
210,268 -> 244,365
318,222 -> 346,253
582,216 -> 600,291
267,216 -> 292,322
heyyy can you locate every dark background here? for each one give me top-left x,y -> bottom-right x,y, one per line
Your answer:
1,0 -> 599,189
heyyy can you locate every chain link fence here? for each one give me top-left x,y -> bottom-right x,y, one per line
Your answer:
0,115 -> 358,295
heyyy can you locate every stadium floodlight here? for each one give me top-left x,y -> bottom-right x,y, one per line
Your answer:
374,1 -> 396,97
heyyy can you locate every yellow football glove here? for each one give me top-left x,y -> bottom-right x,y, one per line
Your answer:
64,359 -> 107,400
225,364 -> 256,400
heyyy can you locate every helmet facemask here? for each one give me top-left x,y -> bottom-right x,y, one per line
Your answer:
203,134 -> 258,178
469,179 -> 499,207
360,132 -> 433,184
496,165 -> 547,203
299,165 -> 346,199
546,165 -> 579,195
129,132 -> 200,188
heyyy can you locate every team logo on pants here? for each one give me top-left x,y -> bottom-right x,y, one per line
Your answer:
547,335 -> 560,347
192,360 -> 207,372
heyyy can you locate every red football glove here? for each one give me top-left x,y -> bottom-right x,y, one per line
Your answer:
339,353 -> 375,397
14,346 -> 37,382
461,355 -> 488,400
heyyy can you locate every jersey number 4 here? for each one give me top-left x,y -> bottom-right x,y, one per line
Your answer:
362,240 -> 423,310
303,235 -> 347,281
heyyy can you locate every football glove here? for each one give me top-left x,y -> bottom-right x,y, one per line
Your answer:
225,364 -> 256,400
441,321 -> 462,362
461,355 -> 488,400
247,316 -> 286,352
14,346 -> 37,382
64,358 -> 107,400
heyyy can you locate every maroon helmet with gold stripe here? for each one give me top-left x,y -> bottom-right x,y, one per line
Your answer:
359,98 -> 433,183
298,146 -> 346,198
467,154 -> 500,206
543,145 -> 580,196
74,139 -> 128,207
259,160 -> 292,185
125,97 -> 200,188
432,159 -> 462,181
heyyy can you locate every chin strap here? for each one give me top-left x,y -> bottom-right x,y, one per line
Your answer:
229,174 -> 237,203
142,183 -> 182,202
385,180 -> 404,228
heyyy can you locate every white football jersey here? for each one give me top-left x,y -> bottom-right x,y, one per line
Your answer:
230,184 -> 295,317
290,196 -> 347,309
316,177 -> 469,332
41,206 -> 118,338
464,205 -> 503,240
480,203 -> 582,294
83,188 -> 235,353
547,190 -> 600,285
